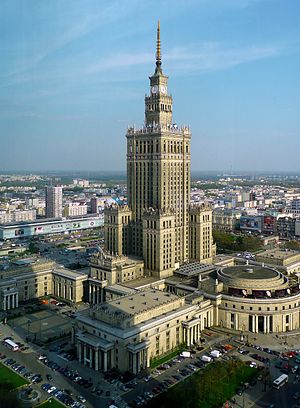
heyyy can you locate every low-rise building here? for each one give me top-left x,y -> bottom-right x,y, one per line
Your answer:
212,209 -> 241,232
0,209 -> 36,224
0,259 -> 54,310
0,214 -> 103,240
73,289 -> 213,373
63,203 -> 88,217
256,248 -> 300,274
0,258 -> 89,311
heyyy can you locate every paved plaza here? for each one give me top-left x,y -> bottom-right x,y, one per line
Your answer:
10,307 -> 72,342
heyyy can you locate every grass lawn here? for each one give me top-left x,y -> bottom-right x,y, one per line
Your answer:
150,345 -> 186,368
146,359 -> 257,408
37,398 -> 66,408
0,362 -> 28,390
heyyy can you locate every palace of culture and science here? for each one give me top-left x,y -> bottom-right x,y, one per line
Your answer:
104,21 -> 216,277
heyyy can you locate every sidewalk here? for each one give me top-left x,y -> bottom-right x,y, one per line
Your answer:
211,326 -> 300,351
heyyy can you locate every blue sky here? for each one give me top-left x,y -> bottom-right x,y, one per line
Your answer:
1,0 -> 300,172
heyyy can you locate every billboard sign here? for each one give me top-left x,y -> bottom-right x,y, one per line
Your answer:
240,216 -> 262,232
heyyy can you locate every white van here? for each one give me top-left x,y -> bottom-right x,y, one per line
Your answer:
180,351 -> 191,358
210,350 -> 221,358
201,355 -> 212,363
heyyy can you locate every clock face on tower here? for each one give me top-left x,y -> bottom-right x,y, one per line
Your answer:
151,85 -> 158,94
160,85 -> 166,94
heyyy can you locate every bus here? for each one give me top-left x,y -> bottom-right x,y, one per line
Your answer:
273,374 -> 288,389
3,339 -> 19,351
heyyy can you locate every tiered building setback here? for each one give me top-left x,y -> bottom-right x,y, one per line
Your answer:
104,22 -> 214,278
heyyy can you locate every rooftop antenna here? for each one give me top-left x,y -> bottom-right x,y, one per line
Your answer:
155,20 -> 162,73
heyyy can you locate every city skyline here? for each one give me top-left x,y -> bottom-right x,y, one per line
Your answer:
1,0 -> 300,172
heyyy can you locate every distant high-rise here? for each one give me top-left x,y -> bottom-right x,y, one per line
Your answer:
90,197 -> 100,214
45,186 -> 63,218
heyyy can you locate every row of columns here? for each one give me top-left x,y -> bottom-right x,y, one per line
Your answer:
229,313 -> 297,333
77,342 -> 110,372
130,348 -> 149,374
53,281 -> 74,301
185,323 -> 201,347
183,311 -> 213,347
254,315 -> 272,334
282,313 -> 294,331
3,293 -> 18,311
89,284 -> 104,305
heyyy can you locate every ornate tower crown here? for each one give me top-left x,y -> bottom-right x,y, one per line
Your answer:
145,21 -> 172,126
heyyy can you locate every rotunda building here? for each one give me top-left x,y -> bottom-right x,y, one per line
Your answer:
216,264 -> 300,333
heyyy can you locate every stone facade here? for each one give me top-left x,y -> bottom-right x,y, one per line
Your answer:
189,203 -> 216,264
0,259 -> 88,311
74,289 -> 213,374
104,205 -> 132,256
215,265 -> 300,333
52,268 -> 88,304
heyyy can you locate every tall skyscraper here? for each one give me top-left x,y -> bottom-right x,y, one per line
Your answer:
104,22 -> 215,278
127,21 -> 191,269
45,186 -> 63,218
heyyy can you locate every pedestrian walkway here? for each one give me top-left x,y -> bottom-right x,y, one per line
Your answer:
210,326 -> 300,351
114,395 -> 130,408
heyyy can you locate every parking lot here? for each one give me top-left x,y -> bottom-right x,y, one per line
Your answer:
3,314 -> 300,408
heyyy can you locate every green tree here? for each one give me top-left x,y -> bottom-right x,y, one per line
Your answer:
284,240 -> 300,251
213,230 -> 263,253
28,242 -> 39,254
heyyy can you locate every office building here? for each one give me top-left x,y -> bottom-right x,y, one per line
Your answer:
0,209 -> 36,224
63,203 -> 88,217
90,197 -> 100,214
45,186 -> 63,218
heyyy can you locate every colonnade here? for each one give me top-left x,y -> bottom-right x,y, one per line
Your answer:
184,323 -> 202,347
3,292 -> 18,311
183,311 -> 212,347
129,348 -> 149,374
53,281 -> 74,301
227,311 -> 298,333
251,315 -> 273,333
89,284 -> 104,304
77,342 -> 111,372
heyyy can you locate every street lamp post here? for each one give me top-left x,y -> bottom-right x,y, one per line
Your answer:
27,319 -> 31,340
39,322 -> 48,342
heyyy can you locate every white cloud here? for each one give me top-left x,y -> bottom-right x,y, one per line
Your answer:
85,41 -> 281,76
166,42 -> 280,74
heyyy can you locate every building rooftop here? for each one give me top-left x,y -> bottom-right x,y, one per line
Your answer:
221,265 -> 278,280
95,289 -> 180,317
257,248 -> 300,260
53,267 -> 88,279
11,259 -> 35,266
175,262 -> 214,277
120,276 -> 161,289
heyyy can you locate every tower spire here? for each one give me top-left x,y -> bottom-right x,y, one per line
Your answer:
156,20 -> 162,71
